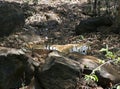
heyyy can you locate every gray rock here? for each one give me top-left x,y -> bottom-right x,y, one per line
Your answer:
0,1 -> 25,37
75,16 -> 113,34
95,60 -> 120,88
67,52 -> 120,88
67,52 -> 101,74
0,47 -> 34,89
36,51 -> 81,89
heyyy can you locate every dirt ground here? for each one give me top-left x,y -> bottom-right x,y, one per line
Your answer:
0,0 -> 120,89
0,0 -> 120,58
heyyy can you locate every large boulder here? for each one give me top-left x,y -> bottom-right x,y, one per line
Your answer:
0,47 -> 34,89
75,16 -> 113,35
95,60 -> 120,88
12,47 -> 119,89
67,52 -> 120,88
0,1 -> 25,37
34,51 -> 102,89
67,52 -> 101,74
36,51 -> 82,89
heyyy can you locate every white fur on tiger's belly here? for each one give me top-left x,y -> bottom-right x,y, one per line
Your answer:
69,45 -> 89,55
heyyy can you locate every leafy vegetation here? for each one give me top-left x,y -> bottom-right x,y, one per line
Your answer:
115,57 -> 120,64
84,44 -> 120,85
85,74 -> 98,82
100,45 -> 116,59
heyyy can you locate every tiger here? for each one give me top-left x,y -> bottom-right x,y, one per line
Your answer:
26,43 -> 90,55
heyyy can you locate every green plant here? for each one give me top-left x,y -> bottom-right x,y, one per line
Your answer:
111,83 -> 120,89
115,57 -> 120,64
99,60 -> 105,64
79,35 -> 85,40
117,85 -> 120,89
100,45 -> 116,59
21,82 -> 25,89
23,0 -> 30,3
85,74 -> 98,82
84,60 -> 106,83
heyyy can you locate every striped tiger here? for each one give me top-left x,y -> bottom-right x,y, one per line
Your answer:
26,43 -> 90,55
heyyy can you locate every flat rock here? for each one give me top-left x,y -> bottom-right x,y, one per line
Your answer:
67,52 -> 101,74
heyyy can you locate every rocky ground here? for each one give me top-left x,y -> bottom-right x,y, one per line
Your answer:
1,0 -> 120,57
0,0 -> 120,88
